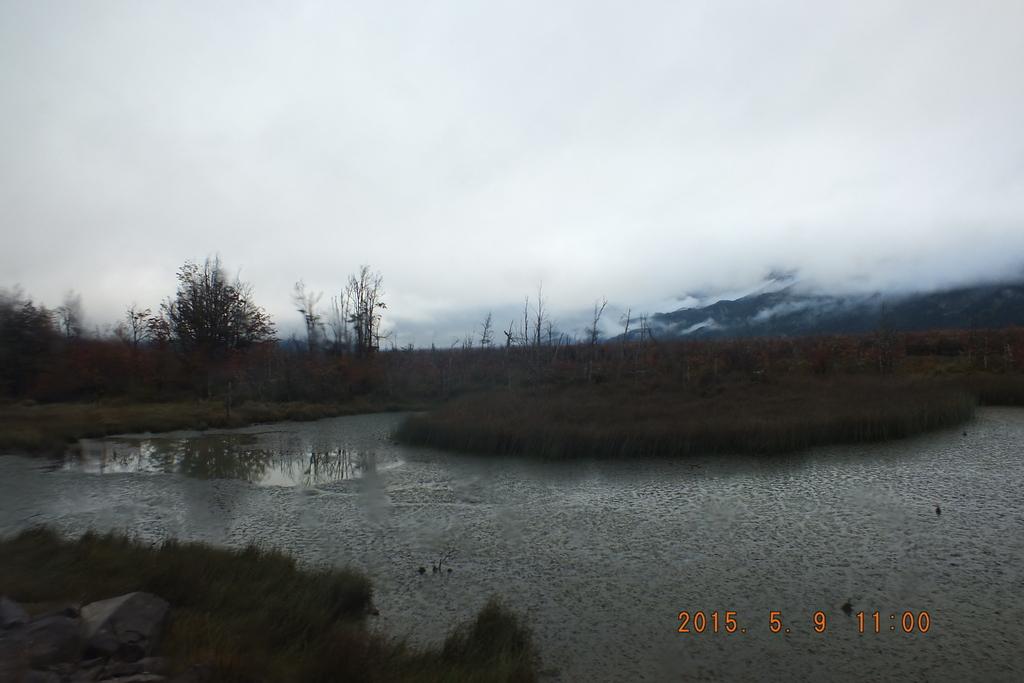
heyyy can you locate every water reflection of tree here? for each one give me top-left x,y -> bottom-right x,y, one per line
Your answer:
275,448 -> 375,486
102,441 -> 177,474
102,445 -> 140,472
72,434 -> 380,486
79,439 -> 179,475
175,435 -> 274,482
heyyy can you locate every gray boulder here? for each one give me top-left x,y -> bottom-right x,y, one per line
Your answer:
0,597 -> 28,630
23,614 -> 85,669
69,659 -> 105,682
0,613 -> 84,676
80,593 -> 170,663
33,605 -> 80,621
168,661 -> 214,683
0,593 -> 182,683
97,656 -> 169,680
20,670 -> 62,683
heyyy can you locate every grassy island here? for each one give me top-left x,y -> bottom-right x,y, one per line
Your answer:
395,375 -> 981,459
0,527 -> 536,683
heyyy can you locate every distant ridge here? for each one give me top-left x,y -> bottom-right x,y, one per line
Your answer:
646,280 -> 1024,340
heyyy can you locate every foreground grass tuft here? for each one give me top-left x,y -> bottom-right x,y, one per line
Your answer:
437,596 -> 535,683
397,375 -> 978,459
0,527 -> 536,683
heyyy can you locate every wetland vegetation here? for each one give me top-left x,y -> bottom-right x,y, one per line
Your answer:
3,256 -> 1022,457
0,527 -> 536,683
395,374 -> 980,458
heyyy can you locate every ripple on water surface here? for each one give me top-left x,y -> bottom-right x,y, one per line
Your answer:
2,409 -> 1023,682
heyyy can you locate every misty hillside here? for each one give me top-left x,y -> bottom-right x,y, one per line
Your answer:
647,281 -> 1024,340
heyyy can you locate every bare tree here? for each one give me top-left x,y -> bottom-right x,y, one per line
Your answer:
115,303 -> 154,350
479,311 -> 494,347
637,312 -> 651,342
326,292 -> 352,353
618,308 -> 632,380
585,297 -> 607,382
292,280 -> 324,353
56,290 -> 82,340
634,311 -> 652,378
532,283 -> 549,348
503,320 -> 515,350
521,297 -> 530,347
378,326 -> 394,351
345,265 -> 387,356
586,298 -> 607,347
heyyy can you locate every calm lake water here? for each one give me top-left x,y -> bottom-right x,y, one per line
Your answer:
2,408 -> 1023,682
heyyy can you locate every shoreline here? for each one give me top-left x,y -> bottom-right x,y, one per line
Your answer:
3,371 -> 1022,460
0,399 -> 428,456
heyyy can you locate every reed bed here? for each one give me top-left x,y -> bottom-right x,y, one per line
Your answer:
951,372 -> 1024,406
396,376 -> 977,459
0,527 -> 536,683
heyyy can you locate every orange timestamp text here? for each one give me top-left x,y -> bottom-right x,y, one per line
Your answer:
677,611 -> 931,634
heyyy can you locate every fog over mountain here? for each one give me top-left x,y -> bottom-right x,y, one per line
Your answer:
2,2 -> 1023,346
643,277 -> 1024,341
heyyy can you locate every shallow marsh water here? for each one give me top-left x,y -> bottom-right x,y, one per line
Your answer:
2,408 -> 1023,681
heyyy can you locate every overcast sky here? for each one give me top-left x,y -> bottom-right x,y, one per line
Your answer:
2,1 -> 1023,345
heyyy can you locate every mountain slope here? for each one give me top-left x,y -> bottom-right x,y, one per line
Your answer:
648,281 -> 1024,339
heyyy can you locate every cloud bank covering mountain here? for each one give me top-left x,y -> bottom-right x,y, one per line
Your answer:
646,279 -> 1024,340
2,2 -> 1024,347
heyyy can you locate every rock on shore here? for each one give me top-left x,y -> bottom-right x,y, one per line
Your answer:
0,593 -> 208,683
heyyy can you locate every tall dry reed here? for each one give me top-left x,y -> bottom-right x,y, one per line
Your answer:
397,376 -> 976,459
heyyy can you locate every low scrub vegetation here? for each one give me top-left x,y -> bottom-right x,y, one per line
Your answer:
0,527 -> 536,683
3,270 -> 1023,456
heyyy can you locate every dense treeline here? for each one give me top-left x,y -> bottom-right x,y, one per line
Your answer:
2,300 -> 1022,407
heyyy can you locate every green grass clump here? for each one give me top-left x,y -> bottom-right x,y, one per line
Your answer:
436,597 -> 535,683
397,375 -> 977,459
0,527 -> 536,683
